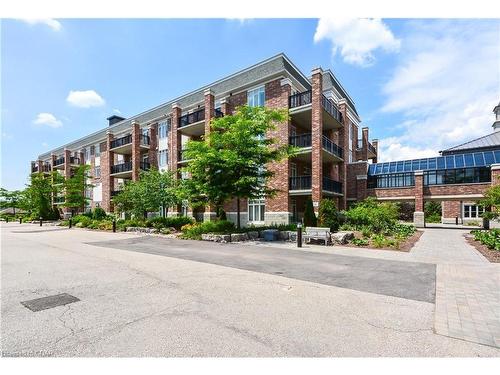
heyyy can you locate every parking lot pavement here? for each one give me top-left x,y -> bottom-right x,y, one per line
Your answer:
2,223 -> 499,357
89,236 -> 437,303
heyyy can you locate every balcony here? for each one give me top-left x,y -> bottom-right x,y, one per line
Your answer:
110,134 -> 150,155
110,190 -> 122,199
214,108 -> 224,118
288,91 -> 343,130
178,108 -> 205,136
53,157 -> 65,169
69,156 -> 80,165
110,161 -> 151,178
289,175 -> 343,196
289,134 -> 343,162
31,165 -> 39,173
357,138 -> 377,157
178,149 -> 191,164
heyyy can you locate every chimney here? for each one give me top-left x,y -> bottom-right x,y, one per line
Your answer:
107,115 -> 125,126
493,102 -> 500,132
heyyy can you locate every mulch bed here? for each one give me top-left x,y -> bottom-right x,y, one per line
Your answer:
339,230 -> 423,253
464,234 -> 500,263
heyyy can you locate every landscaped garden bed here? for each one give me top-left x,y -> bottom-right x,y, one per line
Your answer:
465,229 -> 500,263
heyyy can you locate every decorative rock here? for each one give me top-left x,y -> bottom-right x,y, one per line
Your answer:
215,234 -> 231,243
331,231 -> 354,245
247,231 -> 259,240
288,231 -> 297,242
126,227 -> 158,234
231,233 -> 248,242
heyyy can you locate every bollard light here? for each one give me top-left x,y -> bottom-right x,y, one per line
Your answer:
6,217 -> 9,223
39,216 -> 43,227
297,223 -> 302,248
19,217 -> 22,224
112,219 -> 116,233
69,218 -> 72,229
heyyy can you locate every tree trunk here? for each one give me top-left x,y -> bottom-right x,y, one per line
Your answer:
237,197 -> 241,229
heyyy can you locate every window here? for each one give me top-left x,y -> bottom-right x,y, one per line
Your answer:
463,204 -> 484,219
95,143 -> 101,157
84,147 -> 90,162
158,149 -> 168,166
94,166 -> 101,178
248,198 -> 265,223
158,120 -> 170,139
247,86 -> 265,107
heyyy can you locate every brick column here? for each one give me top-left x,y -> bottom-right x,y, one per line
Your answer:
372,139 -> 379,163
361,127 -> 369,161
170,104 -> 181,174
221,97 -> 230,116
203,90 -> 217,222
37,159 -> 44,172
356,175 -> 368,201
131,121 -> 141,181
311,67 -> 323,213
148,123 -> 158,169
414,170 -> 425,227
263,77 -> 292,225
204,89 -> 214,136
101,131 -> 114,213
337,100 -> 349,210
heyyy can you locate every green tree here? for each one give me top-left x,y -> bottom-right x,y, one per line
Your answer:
303,198 -> 317,227
23,173 -> 53,219
181,105 -> 296,229
479,181 -> 500,220
114,168 -> 180,218
424,201 -> 442,223
0,188 -> 23,215
318,198 -> 339,231
63,165 -> 93,215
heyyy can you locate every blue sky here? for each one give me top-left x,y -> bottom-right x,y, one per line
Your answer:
1,18 -> 499,190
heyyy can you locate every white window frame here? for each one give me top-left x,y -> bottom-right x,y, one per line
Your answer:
248,198 -> 265,224
94,166 -> 101,178
95,143 -> 101,157
463,204 -> 483,219
247,86 -> 265,107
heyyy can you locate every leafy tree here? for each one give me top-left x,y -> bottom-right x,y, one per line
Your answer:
479,181 -> 500,220
303,198 -> 317,227
181,105 -> 296,228
424,201 -> 442,223
63,165 -> 93,215
113,168 -> 180,218
318,198 -> 339,231
23,173 -> 53,219
0,188 -> 23,215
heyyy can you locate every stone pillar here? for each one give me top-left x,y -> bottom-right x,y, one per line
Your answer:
101,131 -> 114,213
131,121 -> 141,181
311,67 -> 323,213
148,123 -> 158,169
263,77 -> 292,225
372,139 -> 378,163
361,127 -> 369,161
170,104 -> 181,174
413,170 -> 425,227
204,89 -> 215,136
337,99 -> 349,210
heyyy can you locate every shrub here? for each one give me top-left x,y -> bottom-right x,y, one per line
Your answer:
372,234 -> 386,248
146,216 -> 194,230
92,207 -> 107,220
97,220 -> 113,231
472,229 -> 500,251
181,220 -> 235,240
396,202 -> 415,222
303,198 -> 317,227
424,201 -> 442,223
352,238 -> 369,246
318,199 -> 340,231
361,226 -> 372,238
343,197 -> 398,233
72,215 -> 92,227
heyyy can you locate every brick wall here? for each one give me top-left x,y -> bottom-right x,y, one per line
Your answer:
337,102 -> 349,209
101,133 -> 114,212
424,183 -> 489,197
346,162 -> 368,200
148,123 -> 158,169
442,200 -> 461,219
311,68 -> 323,212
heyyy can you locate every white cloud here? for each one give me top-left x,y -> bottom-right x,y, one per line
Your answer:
376,20 -> 499,162
314,18 -> 400,67
66,90 -> 105,108
113,108 -> 122,114
19,18 -> 62,32
33,113 -> 63,128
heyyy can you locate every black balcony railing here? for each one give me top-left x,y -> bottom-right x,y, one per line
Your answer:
321,95 -> 343,124
289,90 -> 312,108
111,190 -> 122,197
322,136 -> 343,159
42,163 -> 52,172
53,157 -> 65,166
179,108 -> 205,127
140,161 -> 151,171
367,142 -> 376,155
323,177 -> 342,194
178,149 -> 191,162
69,157 -> 80,165
31,165 -> 39,173
289,176 -> 312,190
111,161 -> 132,174
110,134 -> 132,149
214,108 -> 224,118
289,134 -> 312,148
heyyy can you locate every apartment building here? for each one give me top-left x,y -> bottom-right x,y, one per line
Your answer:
347,102 -> 500,226
31,53 -> 378,223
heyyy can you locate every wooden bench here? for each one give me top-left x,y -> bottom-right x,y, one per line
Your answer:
303,227 -> 331,245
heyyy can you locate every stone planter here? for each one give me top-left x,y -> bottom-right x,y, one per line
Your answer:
331,231 -> 354,245
247,231 -> 259,240
126,227 -> 158,234
201,233 -> 231,243
231,233 -> 249,242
